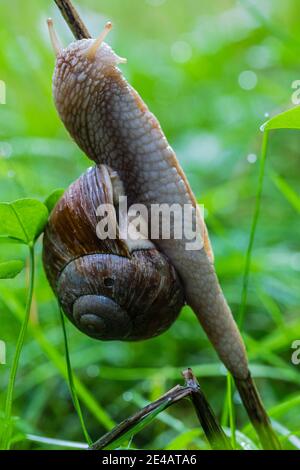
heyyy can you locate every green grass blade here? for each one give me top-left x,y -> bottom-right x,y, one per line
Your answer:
59,307 -> 92,446
271,172 -> 300,213
227,374 -> 237,449
26,434 -> 88,449
238,130 -> 270,328
223,131 -> 270,440
0,288 -> 114,431
0,245 -> 35,450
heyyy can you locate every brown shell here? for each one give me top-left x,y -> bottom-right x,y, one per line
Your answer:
43,164 -> 184,341
43,164 -> 129,291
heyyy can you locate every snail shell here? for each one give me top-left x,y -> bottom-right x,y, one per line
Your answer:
43,164 -> 184,341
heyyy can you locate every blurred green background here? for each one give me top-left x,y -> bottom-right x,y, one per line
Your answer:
0,0 -> 300,450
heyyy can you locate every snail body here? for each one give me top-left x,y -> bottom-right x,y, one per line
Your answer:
43,164 -> 184,340
48,26 -> 248,379
43,16 -> 281,450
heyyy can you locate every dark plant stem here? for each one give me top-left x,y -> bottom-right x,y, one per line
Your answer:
54,0 -> 91,39
235,373 -> 281,450
90,385 -> 192,450
91,368 -> 230,450
182,368 -> 232,450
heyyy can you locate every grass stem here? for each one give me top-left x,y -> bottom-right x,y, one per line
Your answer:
238,130 -> 270,329
59,307 -> 92,446
1,245 -> 35,450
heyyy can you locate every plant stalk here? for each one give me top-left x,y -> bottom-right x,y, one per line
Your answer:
183,368 -> 232,450
54,0 -> 91,39
1,245 -> 35,450
59,307 -> 92,446
235,373 -> 281,450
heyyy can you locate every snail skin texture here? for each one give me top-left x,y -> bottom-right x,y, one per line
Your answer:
47,21 -> 248,379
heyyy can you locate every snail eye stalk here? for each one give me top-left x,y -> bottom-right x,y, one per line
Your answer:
86,21 -> 113,61
47,18 -> 62,57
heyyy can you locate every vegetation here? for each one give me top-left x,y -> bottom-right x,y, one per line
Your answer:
0,0 -> 299,450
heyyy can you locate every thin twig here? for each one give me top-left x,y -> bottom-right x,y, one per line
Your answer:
183,368 -> 232,450
91,369 -> 230,450
90,385 -> 192,450
54,0 -> 91,39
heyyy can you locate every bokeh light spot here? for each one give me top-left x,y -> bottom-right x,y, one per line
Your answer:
238,70 -> 258,90
171,41 -> 192,63
247,153 -> 257,164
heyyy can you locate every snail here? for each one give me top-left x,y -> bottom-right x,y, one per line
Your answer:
47,19 -> 247,378
43,7 -> 280,449
43,164 -> 184,340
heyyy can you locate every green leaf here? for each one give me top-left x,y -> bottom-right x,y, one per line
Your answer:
44,189 -> 64,213
0,199 -> 49,245
0,237 -> 24,245
262,106 -> 300,131
0,260 -> 24,279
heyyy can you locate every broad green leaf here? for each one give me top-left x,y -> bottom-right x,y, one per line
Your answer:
0,199 -> 49,245
44,189 -> 64,213
262,106 -> 300,131
0,237 -> 24,245
0,260 -> 24,279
